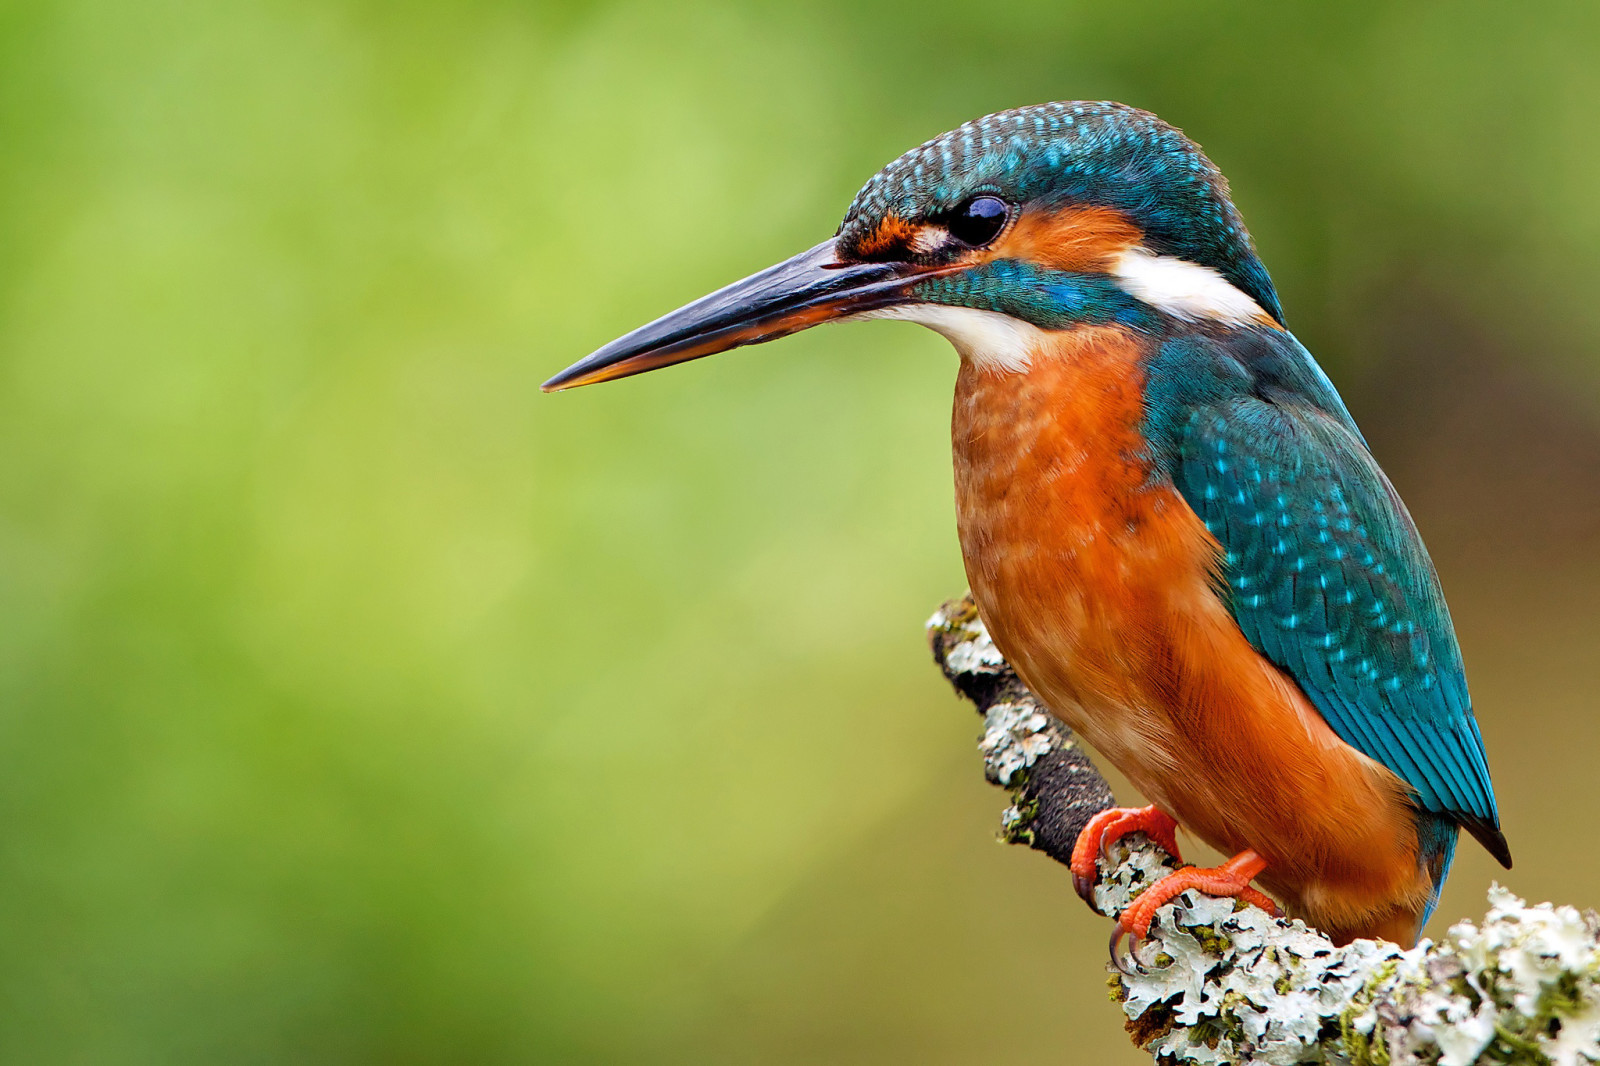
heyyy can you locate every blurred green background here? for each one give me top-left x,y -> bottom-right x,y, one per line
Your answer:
2,0 -> 1599,1061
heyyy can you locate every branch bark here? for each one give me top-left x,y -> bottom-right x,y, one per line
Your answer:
929,594 -> 1600,1066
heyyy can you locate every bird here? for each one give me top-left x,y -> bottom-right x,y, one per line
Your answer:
543,101 -> 1510,954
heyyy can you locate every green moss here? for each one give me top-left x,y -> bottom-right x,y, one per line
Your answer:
1338,959 -> 1400,1066
1475,971 -> 1587,1064
934,597 -> 980,632
998,794 -> 1039,845
1490,1023 -> 1551,1065
1189,923 -> 1231,956
1337,1007 -> 1389,1066
1536,971 -> 1586,1023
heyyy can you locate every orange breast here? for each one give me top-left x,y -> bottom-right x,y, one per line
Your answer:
952,327 -> 1435,943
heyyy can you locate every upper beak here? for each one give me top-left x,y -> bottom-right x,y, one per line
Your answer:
542,238 -> 934,392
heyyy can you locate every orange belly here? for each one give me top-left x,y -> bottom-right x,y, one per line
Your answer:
952,327 -> 1435,944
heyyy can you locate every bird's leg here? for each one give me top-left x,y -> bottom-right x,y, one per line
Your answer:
1110,849 -> 1280,969
1070,804 -> 1182,901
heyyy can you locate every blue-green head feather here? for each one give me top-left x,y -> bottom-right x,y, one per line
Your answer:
836,101 -> 1284,326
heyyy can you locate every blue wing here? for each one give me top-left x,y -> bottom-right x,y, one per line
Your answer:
1145,330 -> 1509,867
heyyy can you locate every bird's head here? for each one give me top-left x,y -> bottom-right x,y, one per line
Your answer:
543,101 -> 1283,391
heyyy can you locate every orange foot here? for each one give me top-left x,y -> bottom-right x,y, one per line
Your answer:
1110,849 -> 1281,972
1070,805 -> 1182,902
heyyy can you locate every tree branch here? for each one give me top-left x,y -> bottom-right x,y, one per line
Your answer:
929,594 -> 1600,1065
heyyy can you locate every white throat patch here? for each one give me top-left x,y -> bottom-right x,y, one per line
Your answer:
854,304 -> 1047,373
1110,247 -> 1269,324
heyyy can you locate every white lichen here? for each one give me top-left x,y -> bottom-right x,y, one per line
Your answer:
978,701 -> 1053,785
928,602 -> 1055,794
928,603 -> 1007,676
1096,832 -> 1600,1065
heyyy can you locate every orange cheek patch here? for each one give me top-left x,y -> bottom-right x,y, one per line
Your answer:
852,212 -> 919,258
991,204 -> 1144,273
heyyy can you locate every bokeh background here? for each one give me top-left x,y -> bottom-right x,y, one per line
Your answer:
2,0 -> 1599,1061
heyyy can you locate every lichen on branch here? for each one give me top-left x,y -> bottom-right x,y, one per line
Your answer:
928,594 -> 1600,1065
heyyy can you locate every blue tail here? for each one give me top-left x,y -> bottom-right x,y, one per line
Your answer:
1417,814 -> 1461,930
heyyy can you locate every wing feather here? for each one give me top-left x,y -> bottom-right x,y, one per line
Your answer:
1164,387 -> 1505,862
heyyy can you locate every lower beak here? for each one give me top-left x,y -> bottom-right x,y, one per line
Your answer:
542,239 -> 930,392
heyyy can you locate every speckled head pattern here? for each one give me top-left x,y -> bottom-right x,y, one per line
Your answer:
836,101 -> 1283,325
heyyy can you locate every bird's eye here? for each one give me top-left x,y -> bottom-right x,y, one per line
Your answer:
946,195 -> 1010,247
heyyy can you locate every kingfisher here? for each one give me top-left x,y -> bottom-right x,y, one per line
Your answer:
543,102 -> 1510,953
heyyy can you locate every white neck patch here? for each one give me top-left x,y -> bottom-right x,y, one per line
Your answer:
1110,246 -> 1269,324
854,304 -> 1047,373
852,249 -> 1269,372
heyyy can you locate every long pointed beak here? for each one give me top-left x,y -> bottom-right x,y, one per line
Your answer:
542,238 -> 933,392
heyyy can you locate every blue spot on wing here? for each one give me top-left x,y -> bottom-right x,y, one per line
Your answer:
1170,394 -> 1501,833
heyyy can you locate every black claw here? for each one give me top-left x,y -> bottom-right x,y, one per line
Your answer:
1073,870 -> 1096,903
1108,924 -> 1145,976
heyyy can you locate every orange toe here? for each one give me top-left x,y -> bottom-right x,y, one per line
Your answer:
1070,804 -> 1181,902
1112,849 -> 1279,963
